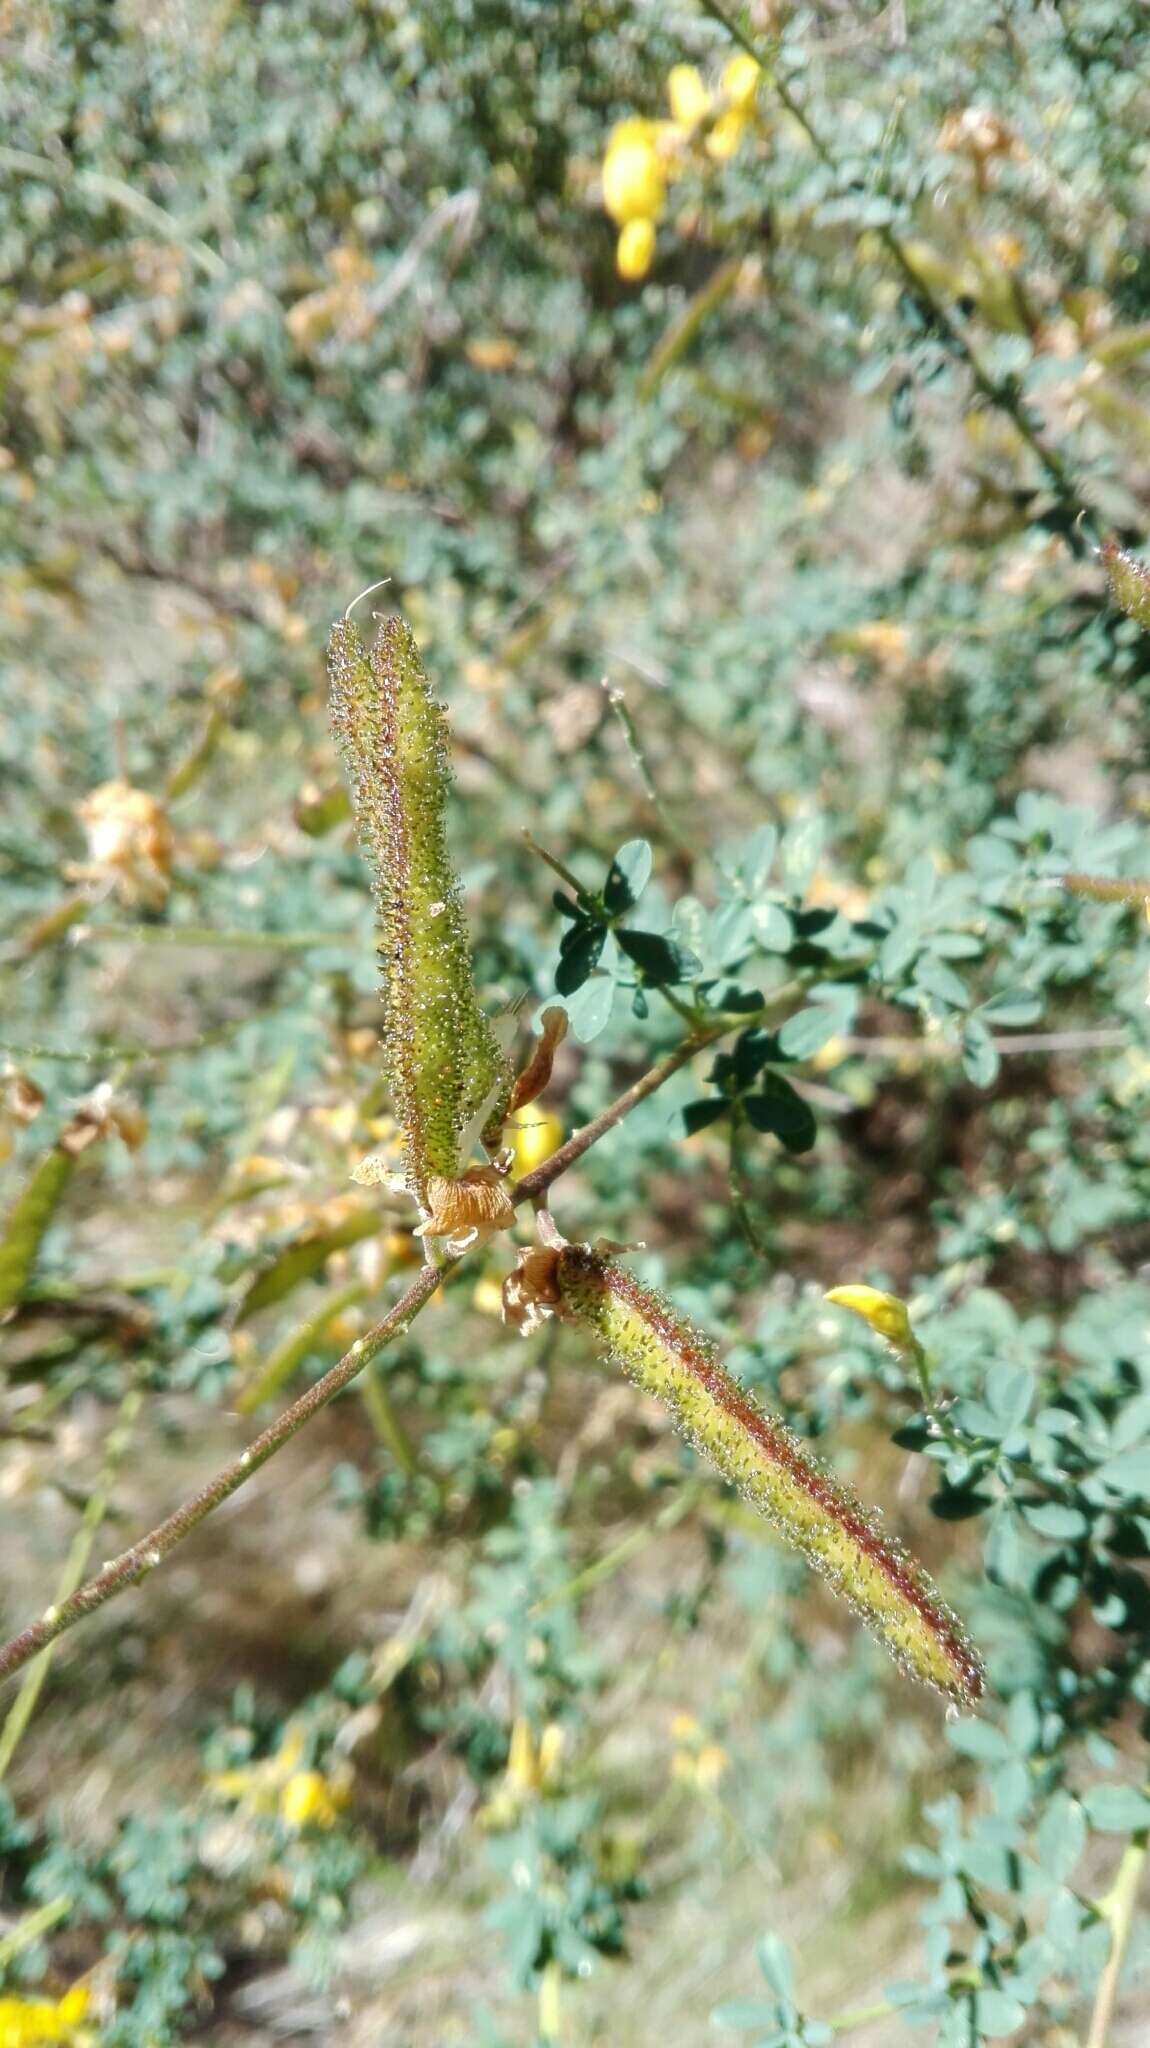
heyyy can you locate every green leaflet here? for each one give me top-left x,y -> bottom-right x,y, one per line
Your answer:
327,612 -> 509,1205
555,1246 -> 984,1706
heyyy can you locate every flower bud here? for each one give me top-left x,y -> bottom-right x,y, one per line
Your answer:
824,1284 -> 916,1354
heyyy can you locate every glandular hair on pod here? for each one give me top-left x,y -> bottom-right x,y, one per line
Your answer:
555,1245 -> 984,1707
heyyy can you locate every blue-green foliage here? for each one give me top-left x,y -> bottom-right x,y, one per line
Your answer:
2,0 -> 1150,2041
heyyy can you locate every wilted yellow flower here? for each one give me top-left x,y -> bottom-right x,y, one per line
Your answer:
602,124 -> 665,225
0,1986 -> 90,2044
616,218 -> 657,280
824,1284 -> 915,1352
667,64 -> 711,130
722,53 -> 762,111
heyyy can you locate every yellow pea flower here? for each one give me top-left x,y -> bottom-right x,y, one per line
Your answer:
824,1284 -> 916,1353
280,1767 -> 344,1830
616,218 -> 657,280
602,128 -> 665,226
0,1986 -> 90,2044
510,1107 -> 565,1177
722,53 -> 762,111
667,64 -> 711,130
705,108 -> 748,160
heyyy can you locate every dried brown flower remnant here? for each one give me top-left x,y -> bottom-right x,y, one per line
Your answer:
70,780 -> 174,907
502,1244 -> 564,1335
416,1165 -> 516,1256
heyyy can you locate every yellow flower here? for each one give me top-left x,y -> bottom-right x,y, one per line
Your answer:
602,127 -> 665,225
280,1768 -> 344,1830
705,108 -> 748,160
0,1987 -> 90,2044
667,64 -> 711,130
210,1723 -> 305,1813
824,1285 -> 916,1353
510,1107 -> 565,1178
722,53 -> 762,111
616,218 -> 657,280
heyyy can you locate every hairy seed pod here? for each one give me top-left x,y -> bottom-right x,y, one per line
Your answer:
554,1246 -> 983,1705
1102,538 -> 1150,632
327,612 -> 510,1207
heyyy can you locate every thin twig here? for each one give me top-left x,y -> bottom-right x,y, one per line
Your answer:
71,922 -> 344,951
0,1384 -> 144,1780
1086,1836 -> 1147,2048
0,1263 -> 445,1687
843,1028 -> 1127,1059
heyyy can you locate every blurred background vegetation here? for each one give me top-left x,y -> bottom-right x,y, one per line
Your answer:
3,1 -> 1150,2042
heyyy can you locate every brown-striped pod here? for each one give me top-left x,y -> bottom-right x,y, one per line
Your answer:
543,1245 -> 983,1705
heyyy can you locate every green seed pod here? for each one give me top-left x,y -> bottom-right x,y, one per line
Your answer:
1103,538 -> 1150,632
554,1246 -> 983,1705
327,610 -> 510,1207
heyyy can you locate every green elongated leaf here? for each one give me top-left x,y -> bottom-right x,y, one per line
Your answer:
962,1017 -> 1000,1087
980,987 -> 1042,1026
603,839 -> 652,915
744,1074 -> 817,1153
0,1147 -> 76,1317
1035,1793 -> 1086,1880
555,922 -> 607,995
1082,1783 -> 1150,1832
1098,1446 -> 1150,1499
682,1099 -> 727,1135
740,823 -> 779,895
973,1990 -> 1027,2037
776,1004 -> 843,1060
946,1718 -> 1013,1762
929,1486 -> 994,1520
615,928 -> 702,985
1022,1502 -> 1088,1540
563,976 -> 615,1042
915,954 -> 971,1009
710,1999 -> 778,2031
751,901 -> 793,952
755,1934 -> 794,2004
236,1278 -> 368,1412
234,1208 -> 381,1323
986,1363 -> 1033,1432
